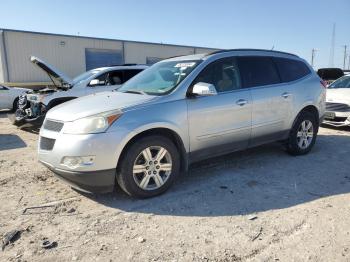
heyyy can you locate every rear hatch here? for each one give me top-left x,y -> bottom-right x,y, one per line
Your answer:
30,56 -> 74,89
317,68 -> 344,84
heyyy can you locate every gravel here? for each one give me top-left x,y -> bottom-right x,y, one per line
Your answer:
1,111 -> 350,261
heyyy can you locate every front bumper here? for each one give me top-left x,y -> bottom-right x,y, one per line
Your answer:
323,111 -> 350,127
38,121 -> 134,193
40,160 -> 115,193
8,112 -> 45,127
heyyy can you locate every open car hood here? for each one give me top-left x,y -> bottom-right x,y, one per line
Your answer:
30,56 -> 74,89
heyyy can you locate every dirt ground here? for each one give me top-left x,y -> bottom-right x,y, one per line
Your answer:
1,111 -> 350,262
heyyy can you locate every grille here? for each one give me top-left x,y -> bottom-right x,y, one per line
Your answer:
326,117 -> 348,123
40,137 -> 56,151
43,120 -> 64,132
326,102 -> 350,112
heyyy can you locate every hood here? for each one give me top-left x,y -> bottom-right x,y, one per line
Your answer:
326,88 -> 350,105
10,87 -> 31,92
46,91 -> 156,122
30,56 -> 74,89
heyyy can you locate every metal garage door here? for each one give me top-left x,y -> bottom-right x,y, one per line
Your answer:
85,48 -> 124,70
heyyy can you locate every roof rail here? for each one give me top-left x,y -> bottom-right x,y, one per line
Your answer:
110,63 -> 147,66
206,49 -> 299,58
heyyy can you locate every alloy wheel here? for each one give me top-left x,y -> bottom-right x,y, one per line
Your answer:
296,120 -> 314,149
132,146 -> 173,191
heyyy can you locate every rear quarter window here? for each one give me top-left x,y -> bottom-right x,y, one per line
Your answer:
237,56 -> 280,88
274,57 -> 311,82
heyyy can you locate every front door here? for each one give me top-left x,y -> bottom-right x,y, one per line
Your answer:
85,71 -> 121,95
187,57 -> 252,161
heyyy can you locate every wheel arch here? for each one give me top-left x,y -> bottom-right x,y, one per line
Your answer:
292,104 -> 320,131
117,127 -> 189,175
12,96 -> 19,111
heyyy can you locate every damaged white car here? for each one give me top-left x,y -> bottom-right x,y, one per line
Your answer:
9,56 -> 147,127
323,75 -> 350,127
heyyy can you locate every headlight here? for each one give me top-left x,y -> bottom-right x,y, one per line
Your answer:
62,110 -> 122,134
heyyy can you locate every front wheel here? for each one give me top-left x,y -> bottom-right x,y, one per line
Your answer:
286,111 -> 318,155
11,97 -> 19,112
117,135 -> 180,198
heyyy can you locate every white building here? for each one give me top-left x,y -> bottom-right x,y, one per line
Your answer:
0,29 -> 219,86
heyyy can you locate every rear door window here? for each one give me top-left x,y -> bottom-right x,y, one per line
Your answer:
237,56 -> 280,88
274,57 -> 311,82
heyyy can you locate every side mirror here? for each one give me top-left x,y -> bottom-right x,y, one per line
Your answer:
192,82 -> 217,96
89,79 -> 100,86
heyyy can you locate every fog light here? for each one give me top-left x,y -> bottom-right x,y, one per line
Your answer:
61,156 -> 95,169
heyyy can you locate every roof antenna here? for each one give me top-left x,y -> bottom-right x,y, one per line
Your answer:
271,45 -> 275,50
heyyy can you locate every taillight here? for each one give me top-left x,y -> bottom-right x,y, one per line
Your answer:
320,80 -> 327,88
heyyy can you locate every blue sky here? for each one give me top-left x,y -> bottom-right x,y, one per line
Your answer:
1,0 -> 349,69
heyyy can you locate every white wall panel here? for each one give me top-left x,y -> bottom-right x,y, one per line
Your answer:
3,30 -> 218,83
124,42 -> 195,64
5,31 -> 123,82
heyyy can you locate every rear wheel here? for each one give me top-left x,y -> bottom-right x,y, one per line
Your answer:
117,136 -> 180,198
286,111 -> 318,155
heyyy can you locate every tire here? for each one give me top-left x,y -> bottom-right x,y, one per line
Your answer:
11,97 -> 19,113
117,135 -> 180,198
286,111 -> 318,156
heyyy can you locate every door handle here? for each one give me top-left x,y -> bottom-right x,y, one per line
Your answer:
236,99 -> 248,106
281,92 -> 291,99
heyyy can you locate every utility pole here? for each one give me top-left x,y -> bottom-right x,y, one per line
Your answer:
329,23 -> 336,67
348,54 -> 350,70
342,45 -> 348,70
311,48 -> 318,68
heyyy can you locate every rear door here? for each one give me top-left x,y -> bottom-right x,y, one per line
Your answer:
187,57 -> 252,161
237,56 -> 293,146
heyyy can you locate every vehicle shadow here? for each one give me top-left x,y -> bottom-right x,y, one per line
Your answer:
0,111 -> 40,134
19,126 -> 40,135
321,123 -> 350,132
0,110 -> 10,118
0,134 -> 27,151
82,133 -> 350,217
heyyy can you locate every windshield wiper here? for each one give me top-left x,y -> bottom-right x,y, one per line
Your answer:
122,90 -> 147,95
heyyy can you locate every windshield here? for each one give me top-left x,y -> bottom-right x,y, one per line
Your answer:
118,60 -> 201,95
328,76 -> 350,89
72,69 -> 102,85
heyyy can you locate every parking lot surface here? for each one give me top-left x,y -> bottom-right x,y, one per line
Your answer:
1,112 -> 350,261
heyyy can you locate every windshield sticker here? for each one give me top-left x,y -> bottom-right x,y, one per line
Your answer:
174,62 -> 196,68
174,72 -> 186,76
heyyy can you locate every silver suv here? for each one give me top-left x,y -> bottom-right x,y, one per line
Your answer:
38,49 -> 326,198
